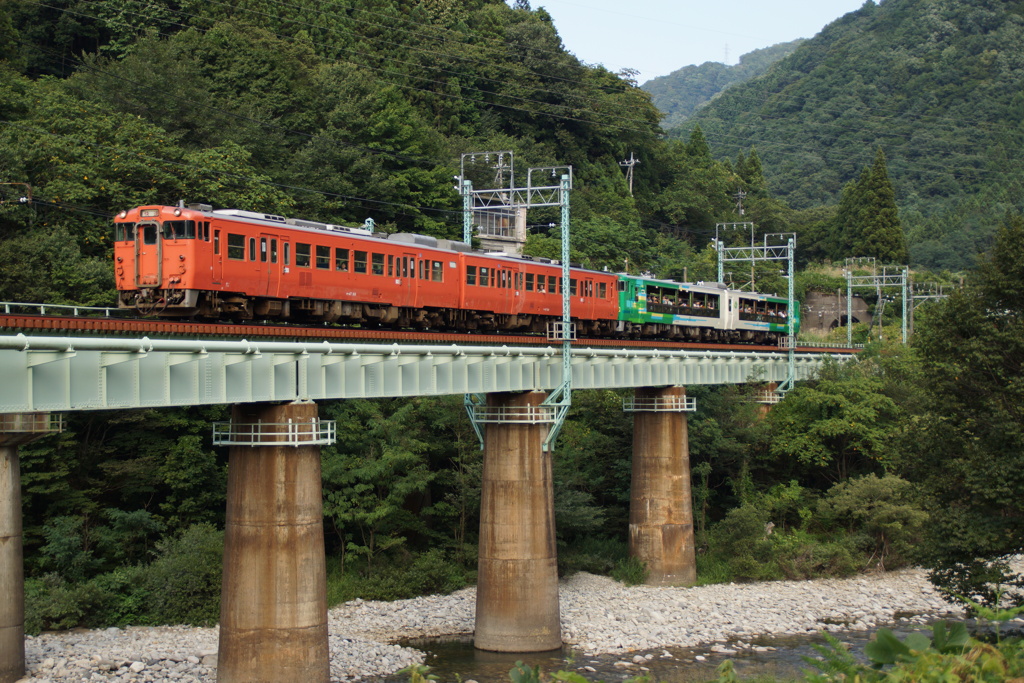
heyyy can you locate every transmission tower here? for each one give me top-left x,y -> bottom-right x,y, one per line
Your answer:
458,150 -> 574,451
714,227 -> 798,393
842,258 -> 909,345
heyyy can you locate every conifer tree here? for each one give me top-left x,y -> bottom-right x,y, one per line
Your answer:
831,148 -> 907,263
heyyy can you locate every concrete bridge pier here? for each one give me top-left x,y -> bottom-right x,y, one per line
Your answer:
474,391 -> 561,653
628,387 -> 697,586
1,413 -> 59,683
218,402 -> 330,683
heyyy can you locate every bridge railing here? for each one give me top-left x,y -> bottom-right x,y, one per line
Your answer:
1,301 -> 129,318
622,396 -> 697,412
211,418 -> 337,447
467,405 -> 558,424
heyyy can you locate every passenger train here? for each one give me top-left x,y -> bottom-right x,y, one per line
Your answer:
113,203 -> 797,344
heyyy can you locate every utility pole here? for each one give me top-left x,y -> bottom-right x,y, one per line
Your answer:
619,152 -> 640,196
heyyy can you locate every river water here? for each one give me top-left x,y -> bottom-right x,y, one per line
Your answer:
367,627 -> 891,682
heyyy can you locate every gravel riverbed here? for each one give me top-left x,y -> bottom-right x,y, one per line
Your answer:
20,566 -> 1019,683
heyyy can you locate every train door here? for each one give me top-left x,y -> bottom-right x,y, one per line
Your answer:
396,252 -> 418,307
212,228 -> 223,284
134,221 -> 162,288
258,233 -> 282,297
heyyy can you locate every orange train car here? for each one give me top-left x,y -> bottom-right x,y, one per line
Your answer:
113,203 -> 620,334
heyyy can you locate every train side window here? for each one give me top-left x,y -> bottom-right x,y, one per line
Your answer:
479,267 -> 489,286
536,276 -> 545,293
295,243 -> 311,268
284,243 -> 290,265
432,261 -> 443,282
548,276 -> 557,293
335,248 -> 349,271
203,222 -> 210,241
598,282 -> 607,298
467,265 -> 477,285
249,238 -> 256,261
372,253 -> 384,275
214,230 -> 220,255
227,233 -> 244,260
570,279 -> 578,296
419,259 -> 426,279
260,238 -> 268,262
526,273 -> 534,291
387,255 -> 394,276
617,281 -> 626,292
270,239 -> 277,263
410,258 -> 417,278
316,246 -> 330,269
354,251 -> 368,274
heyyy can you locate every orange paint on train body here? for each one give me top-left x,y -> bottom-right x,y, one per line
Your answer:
113,204 -> 619,334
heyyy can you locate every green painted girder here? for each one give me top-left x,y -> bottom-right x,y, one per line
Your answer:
0,334 -> 836,413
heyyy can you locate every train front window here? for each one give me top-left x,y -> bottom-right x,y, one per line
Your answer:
115,223 -> 136,241
162,220 -> 196,240
142,224 -> 158,245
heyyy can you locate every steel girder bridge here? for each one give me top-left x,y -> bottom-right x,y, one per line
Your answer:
0,333 -> 839,413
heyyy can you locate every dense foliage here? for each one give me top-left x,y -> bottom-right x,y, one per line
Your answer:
684,0 -> 1024,271
642,40 -> 804,129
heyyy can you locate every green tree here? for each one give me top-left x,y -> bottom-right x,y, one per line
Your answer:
767,354 -> 904,483
832,149 -> 907,263
321,399 -> 437,572
909,213 -> 1024,606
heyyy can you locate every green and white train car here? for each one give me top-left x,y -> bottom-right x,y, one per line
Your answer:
615,274 -> 798,344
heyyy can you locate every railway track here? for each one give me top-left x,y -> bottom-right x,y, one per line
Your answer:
0,311 -> 859,355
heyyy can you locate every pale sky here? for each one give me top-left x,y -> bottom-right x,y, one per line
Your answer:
528,0 -> 870,83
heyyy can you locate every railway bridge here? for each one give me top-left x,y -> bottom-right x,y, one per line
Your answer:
0,318 -> 854,683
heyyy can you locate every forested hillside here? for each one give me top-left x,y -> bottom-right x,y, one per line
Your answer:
642,40 -> 803,129
684,0 -> 1024,271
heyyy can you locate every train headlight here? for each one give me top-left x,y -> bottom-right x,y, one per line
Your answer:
173,208 -> 182,216
119,211 -> 127,219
